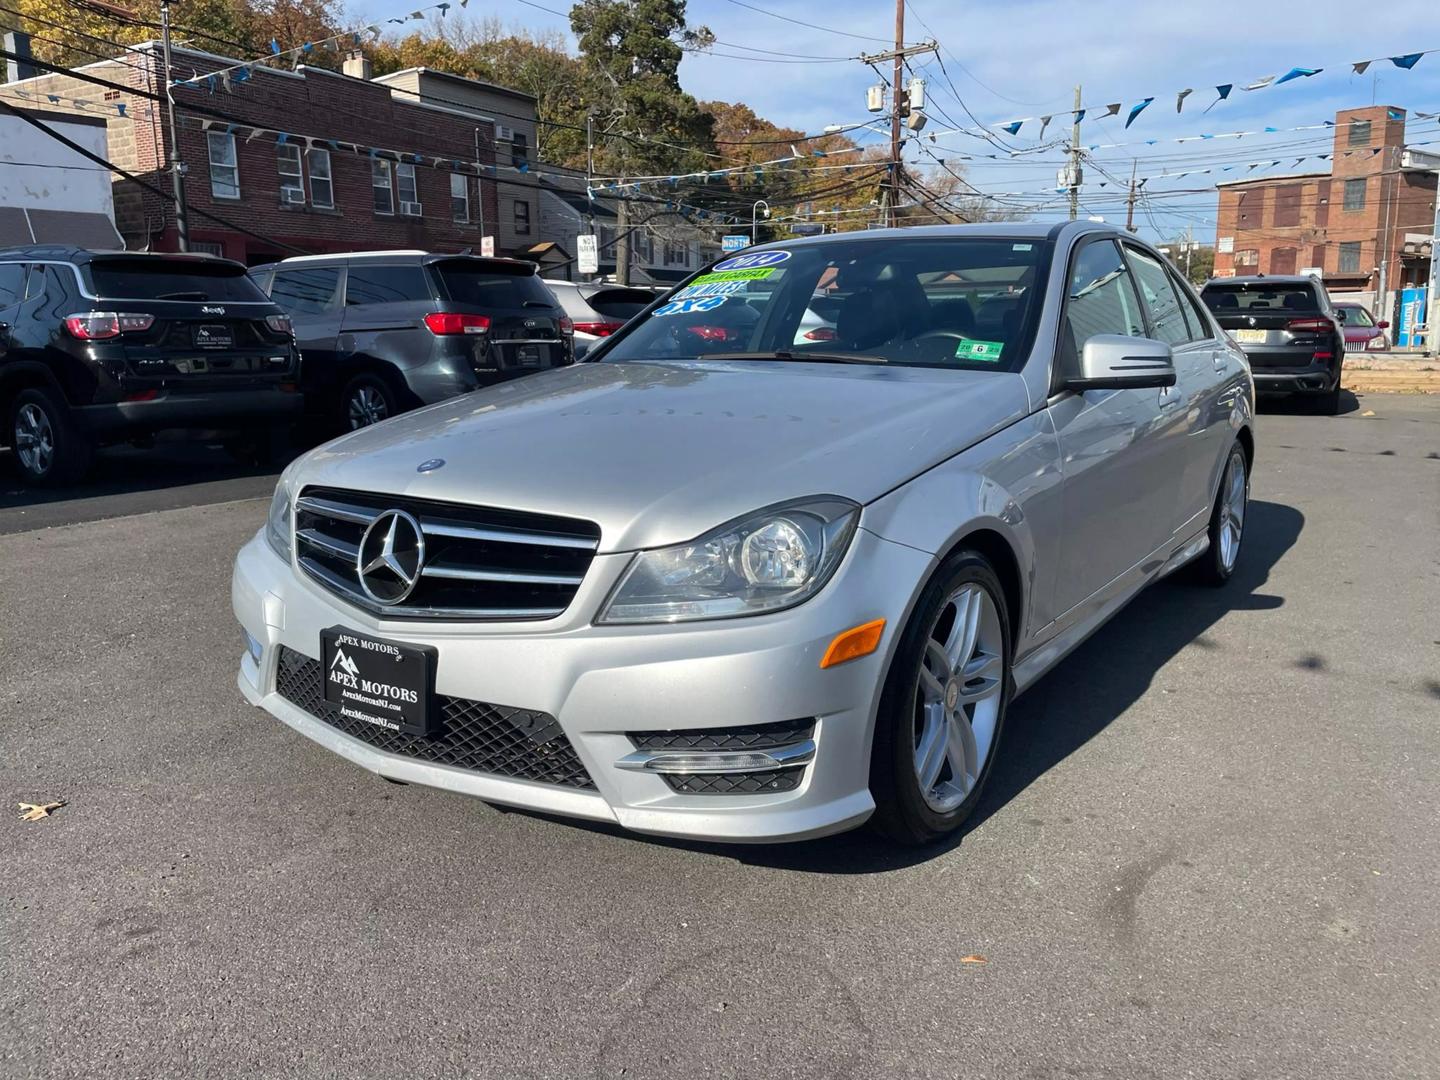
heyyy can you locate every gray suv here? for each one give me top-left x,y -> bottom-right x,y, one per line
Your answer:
252,251 -> 574,432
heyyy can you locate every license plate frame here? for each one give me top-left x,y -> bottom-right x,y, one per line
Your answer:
1232,328 -> 1267,344
194,324 -> 233,349
321,626 -> 437,737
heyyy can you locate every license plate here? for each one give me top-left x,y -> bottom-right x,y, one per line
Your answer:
516,344 -> 542,367
195,324 -> 233,349
322,627 -> 436,736
1233,328 -> 1267,344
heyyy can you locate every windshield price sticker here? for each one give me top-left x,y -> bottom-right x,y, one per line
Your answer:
713,250 -> 791,272
689,268 -> 776,286
654,295 -> 729,317
955,340 -> 1005,362
672,281 -> 750,300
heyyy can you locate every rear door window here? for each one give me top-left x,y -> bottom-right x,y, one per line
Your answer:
430,260 -> 555,310
345,264 -> 432,307
270,266 -> 342,316
86,258 -> 269,302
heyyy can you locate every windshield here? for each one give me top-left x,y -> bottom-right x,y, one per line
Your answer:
1336,304 -> 1375,327
1201,283 -> 1320,313
598,237 -> 1049,371
86,258 -> 269,302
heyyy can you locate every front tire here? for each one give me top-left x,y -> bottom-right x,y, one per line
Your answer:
1193,442 -> 1249,586
8,386 -> 92,487
870,551 -> 1012,846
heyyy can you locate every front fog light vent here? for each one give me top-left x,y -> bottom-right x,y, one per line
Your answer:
617,719 -> 816,794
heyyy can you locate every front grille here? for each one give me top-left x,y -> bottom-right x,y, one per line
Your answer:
663,768 -> 806,795
273,647 -> 594,789
294,486 -> 599,621
628,718 -> 816,752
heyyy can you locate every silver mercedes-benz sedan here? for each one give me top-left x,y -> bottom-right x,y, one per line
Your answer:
233,222 -> 1254,845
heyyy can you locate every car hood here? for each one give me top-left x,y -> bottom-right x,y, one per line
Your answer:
295,360 -> 1031,552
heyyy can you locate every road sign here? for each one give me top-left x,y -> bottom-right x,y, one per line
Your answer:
577,234 -> 598,275
480,235 -> 495,257
721,235 -> 749,252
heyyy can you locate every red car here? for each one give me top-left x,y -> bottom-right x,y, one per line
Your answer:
1333,302 -> 1390,351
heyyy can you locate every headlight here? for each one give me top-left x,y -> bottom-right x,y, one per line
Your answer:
598,498 -> 859,624
264,480 -> 293,562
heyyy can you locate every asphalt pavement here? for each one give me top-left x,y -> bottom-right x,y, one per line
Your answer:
2,394 -> 1437,1079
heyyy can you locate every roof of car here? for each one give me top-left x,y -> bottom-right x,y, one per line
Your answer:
1203,275 -> 1321,286
731,220 -> 1124,256
268,250 -> 538,272
0,245 -> 244,269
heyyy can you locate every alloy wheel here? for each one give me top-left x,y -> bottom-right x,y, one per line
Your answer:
1218,451 -> 1247,572
347,385 -> 390,429
14,402 -> 55,476
911,583 -> 1005,813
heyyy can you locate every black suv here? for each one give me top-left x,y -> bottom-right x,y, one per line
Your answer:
1200,274 -> 1346,414
0,246 -> 302,485
251,251 -> 574,432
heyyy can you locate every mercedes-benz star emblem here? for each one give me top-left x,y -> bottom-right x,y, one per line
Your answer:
356,510 -> 426,605
416,458 -> 446,473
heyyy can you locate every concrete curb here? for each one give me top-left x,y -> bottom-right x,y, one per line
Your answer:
1343,370 -> 1440,394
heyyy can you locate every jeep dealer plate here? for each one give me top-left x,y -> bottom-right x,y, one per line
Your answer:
322,627 -> 436,736
516,344 -> 542,367
194,324 -> 233,349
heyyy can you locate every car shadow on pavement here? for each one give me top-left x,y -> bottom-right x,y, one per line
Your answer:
582,499 -> 1303,874
1258,390 -> 1361,416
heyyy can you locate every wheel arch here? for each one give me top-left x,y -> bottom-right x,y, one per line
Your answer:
938,528 -> 1024,658
0,362 -> 67,421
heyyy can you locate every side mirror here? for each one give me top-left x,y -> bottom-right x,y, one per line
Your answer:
1377,320 -> 1390,329
1068,335 -> 1176,391
1334,309 -> 1347,323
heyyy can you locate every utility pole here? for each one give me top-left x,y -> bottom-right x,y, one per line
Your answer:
614,195 -> 630,286
585,115 -> 595,238
1067,84 -> 1082,221
888,0 -> 904,227
159,0 -> 189,252
1124,159 -> 1138,232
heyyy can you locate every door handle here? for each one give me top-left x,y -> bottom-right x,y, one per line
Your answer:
1212,351 -> 1227,371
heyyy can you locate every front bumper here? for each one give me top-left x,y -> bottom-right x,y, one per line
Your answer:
232,525 -> 933,842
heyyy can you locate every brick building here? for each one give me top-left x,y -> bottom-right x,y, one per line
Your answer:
3,41 -> 530,265
1213,105 -> 1437,320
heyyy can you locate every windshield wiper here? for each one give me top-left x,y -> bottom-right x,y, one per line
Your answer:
703,350 -> 888,366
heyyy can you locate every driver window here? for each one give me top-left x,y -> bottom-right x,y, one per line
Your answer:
1060,240 -> 1145,378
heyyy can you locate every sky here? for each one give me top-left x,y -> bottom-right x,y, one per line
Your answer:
355,0 -> 1440,243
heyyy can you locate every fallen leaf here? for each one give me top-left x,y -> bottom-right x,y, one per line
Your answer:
18,801 -> 64,822
960,954 -> 987,964
1361,410 -> 1376,417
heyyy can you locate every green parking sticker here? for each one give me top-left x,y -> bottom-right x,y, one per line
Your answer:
691,267 -> 777,285
955,340 -> 1005,362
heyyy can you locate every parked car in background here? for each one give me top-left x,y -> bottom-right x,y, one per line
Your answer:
252,252 -> 573,433
1332,301 -> 1390,352
1200,274 -> 1345,414
544,281 -> 661,356
0,246 -> 301,486
234,222 -> 1255,847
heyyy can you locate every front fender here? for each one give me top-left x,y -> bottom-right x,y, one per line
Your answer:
860,412 -> 1064,648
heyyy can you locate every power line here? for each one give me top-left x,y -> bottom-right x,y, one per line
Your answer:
718,0 -> 896,45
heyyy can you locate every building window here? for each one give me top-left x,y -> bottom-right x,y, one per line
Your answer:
207,131 -> 239,199
308,149 -> 333,209
1338,241 -> 1361,273
1343,177 -> 1366,211
663,239 -> 688,267
372,159 -> 393,215
1269,247 -> 1297,275
1273,185 -> 1301,228
277,143 -> 304,203
396,163 -> 421,216
1348,119 -> 1371,147
190,240 -> 224,257
450,173 -> 469,223
511,131 -> 528,170
513,199 -> 531,235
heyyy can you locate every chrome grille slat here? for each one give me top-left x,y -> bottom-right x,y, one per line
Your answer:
419,518 -> 599,551
293,486 -> 599,622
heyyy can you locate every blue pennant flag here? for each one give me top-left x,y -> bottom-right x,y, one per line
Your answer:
1125,97 -> 1154,128
1387,107 -> 1404,120
234,67 -> 251,83
302,43 -> 313,54
1205,84 -> 1232,113
277,132 -> 289,145
1002,120 -> 1023,135
1390,53 -> 1423,69
1275,67 -> 1321,85
47,93 -> 59,103
1145,139 -> 1158,145
115,102 -> 127,116
1073,109 -> 1085,124
1264,126 -> 1278,132
269,39 -> 280,54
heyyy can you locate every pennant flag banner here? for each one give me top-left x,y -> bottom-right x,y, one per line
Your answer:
1125,97 -> 1153,128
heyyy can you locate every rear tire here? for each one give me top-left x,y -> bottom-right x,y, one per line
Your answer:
1192,442 -> 1249,587
870,550 -> 1013,846
8,386 -> 92,487
341,374 -> 398,431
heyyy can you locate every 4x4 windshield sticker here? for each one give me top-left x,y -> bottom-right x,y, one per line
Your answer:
712,250 -> 791,273
690,267 -> 778,285
955,340 -> 1005,362
654,295 -> 728,317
